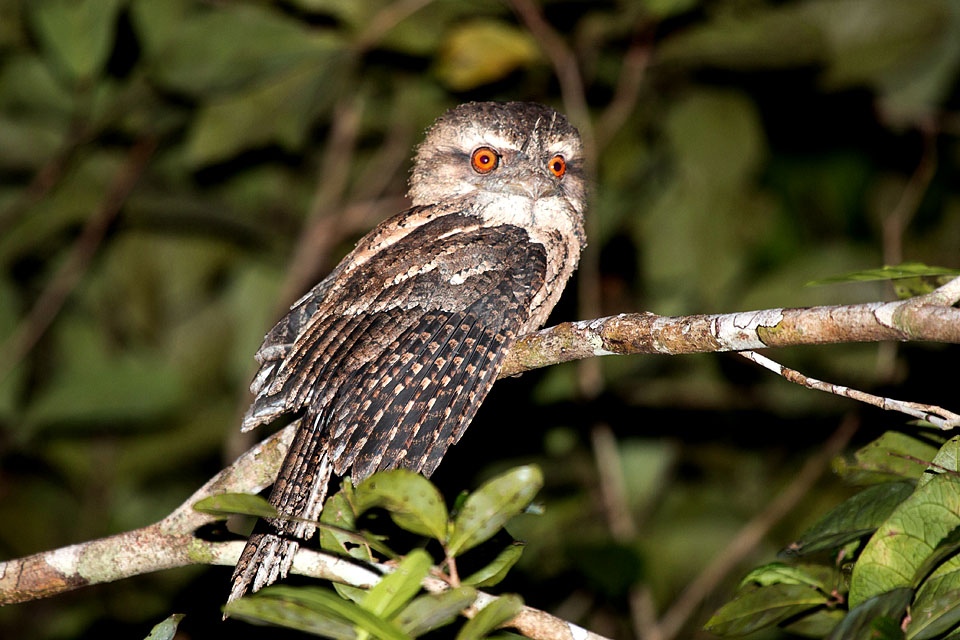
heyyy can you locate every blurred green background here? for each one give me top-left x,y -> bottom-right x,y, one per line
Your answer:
0,0 -> 958,638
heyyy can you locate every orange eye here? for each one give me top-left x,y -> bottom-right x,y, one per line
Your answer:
547,154 -> 566,178
470,147 -> 500,174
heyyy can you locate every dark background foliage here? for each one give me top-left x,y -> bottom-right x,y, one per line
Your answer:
0,0 -> 958,638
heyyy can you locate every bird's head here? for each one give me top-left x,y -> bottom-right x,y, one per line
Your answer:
409,101 -> 587,220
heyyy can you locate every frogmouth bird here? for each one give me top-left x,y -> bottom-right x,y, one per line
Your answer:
229,101 -> 586,603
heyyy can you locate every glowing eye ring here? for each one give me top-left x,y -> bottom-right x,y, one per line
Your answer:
547,154 -> 566,178
470,147 -> 500,174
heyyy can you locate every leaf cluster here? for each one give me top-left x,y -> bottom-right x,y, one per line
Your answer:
707,432 -> 960,639
203,465 -> 542,638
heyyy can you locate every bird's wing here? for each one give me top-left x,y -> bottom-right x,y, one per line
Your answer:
248,209 -> 547,486
231,210 -> 548,603
241,262 -> 346,431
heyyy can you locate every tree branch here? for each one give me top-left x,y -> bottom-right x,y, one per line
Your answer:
501,282 -> 960,377
0,424 -> 293,605
1,280 -> 956,636
0,422 -> 608,640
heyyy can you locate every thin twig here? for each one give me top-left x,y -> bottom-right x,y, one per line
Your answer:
739,350 -> 960,429
0,120 -> 92,238
591,424 -> 636,540
595,29 -> 654,150
592,424 -> 665,640
354,0 -> 435,52
278,94 -> 365,308
508,0 -> 593,157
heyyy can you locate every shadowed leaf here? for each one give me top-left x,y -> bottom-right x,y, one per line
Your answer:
231,585 -> 411,640
395,587 -> 477,637
783,481 -> 915,557
705,583 -> 829,636
826,587 -> 912,640
909,555 -> 960,639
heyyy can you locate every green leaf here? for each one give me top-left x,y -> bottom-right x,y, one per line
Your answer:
144,614 -> 184,640
192,493 -> 277,519
909,555 -> 960,639
572,541 -> 644,598
920,437 -> 960,488
147,4 -> 342,95
642,0 -> 699,19
827,587 -> 912,640
783,609 -> 846,638
664,89 -> 766,187
0,114 -> 66,171
395,587 -> 477,637
128,0 -> 190,59
224,595 -> 357,639
354,469 -> 450,541
0,53 -> 74,119
704,584 -> 829,636
807,263 -> 960,286
28,0 -> 123,82
834,431 -> 939,485
463,543 -> 525,588
317,488 -> 385,604
911,528 -> 960,600
448,466 -> 543,557
813,0 -> 955,93
25,316 -> 185,429
0,151 -> 123,265
455,594 -> 523,640
783,482 -> 915,556
849,474 -> 960,607
185,60 -> 338,166
362,549 -> 431,619
739,562 -> 839,593
435,20 -> 540,90
237,585 -> 412,640
656,4 -> 825,70
320,489 -> 373,561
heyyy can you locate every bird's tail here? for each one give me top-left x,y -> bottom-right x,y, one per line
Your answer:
228,528 -> 302,604
227,427 -> 333,606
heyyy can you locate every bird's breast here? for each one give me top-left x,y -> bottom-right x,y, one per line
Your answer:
474,192 -> 584,333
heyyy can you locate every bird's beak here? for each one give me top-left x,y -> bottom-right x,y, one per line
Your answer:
508,170 -> 558,200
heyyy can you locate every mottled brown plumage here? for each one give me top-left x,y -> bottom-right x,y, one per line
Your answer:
229,101 -> 586,603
